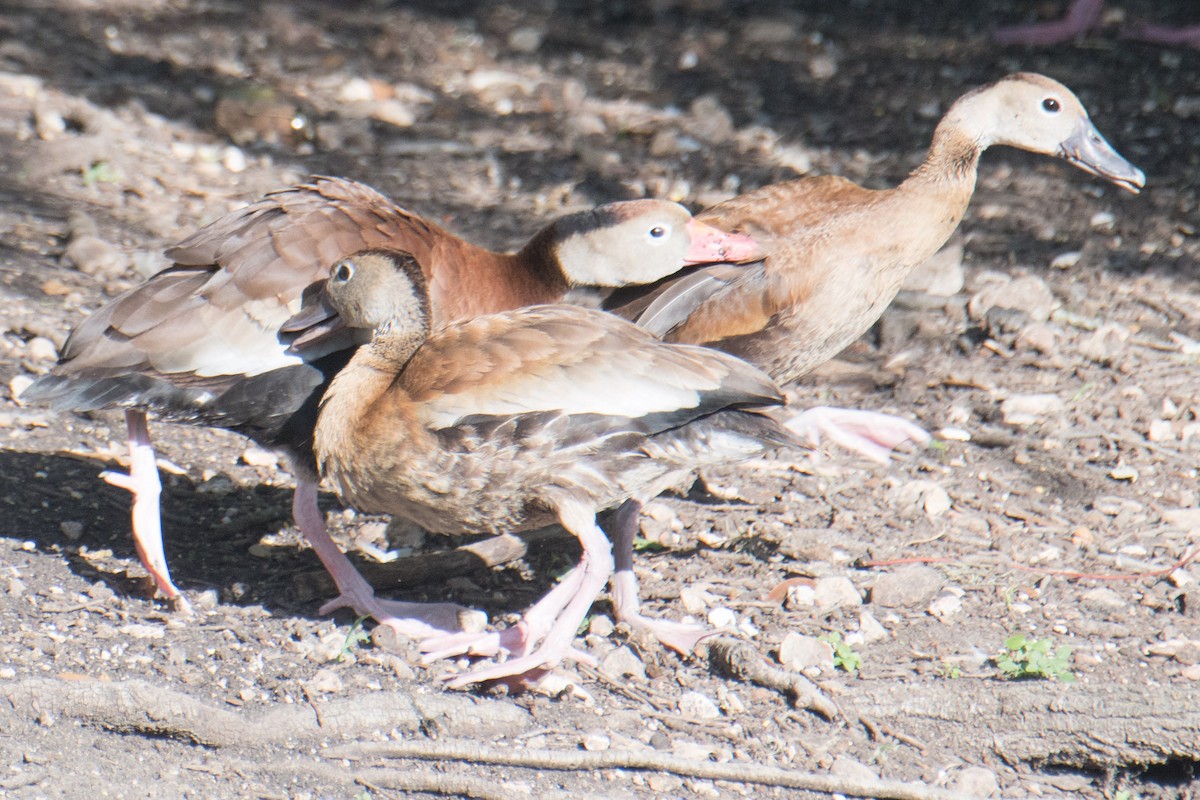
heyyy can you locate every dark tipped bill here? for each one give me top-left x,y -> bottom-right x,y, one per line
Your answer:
1061,119 -> 1145,194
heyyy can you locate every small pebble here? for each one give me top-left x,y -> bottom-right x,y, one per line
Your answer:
928,592 -> 963,620
678,690 -> 721,720
812,576 -> 862,611
26,337 -> 58,362
1081,587 -> 1127,613
778,632 -> 833,672
871,565 -> 944,609
59,521 -> 84,540
588,614 -> 614,637
304,668 -> 344,694
601,645 -> 645,680
830,756 -> 878,783
708,607 -> 737,628
1049,251 -> 1082,269
1000,393 -> 1064,426
582,732 -> 610,751
858,611 -> 888,643
954,766 -> 1000,798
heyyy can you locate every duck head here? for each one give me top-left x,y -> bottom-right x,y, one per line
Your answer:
523,199 -> 765,288
323,249 -> 432,341
949,72 -> 1145,194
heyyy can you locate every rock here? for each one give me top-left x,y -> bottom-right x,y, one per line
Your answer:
1014,322 -> 1060,354
588,614 -> 615,637
1080,587 -> 1127,613
1148,420 -> 1175,442
1078,322 -> 1129,365
1090,211 -> 1116,231
63,221 -> 127,280
778,632 -> 833,672
601,645 -> 646,680
508,26 -> 544,53
679,585 -> 716,615
10,374 -> 34,403
678,691 -> 721,720
1049,250 -> 1082,270
889,480 -> 952,518
870,565 -> 944,609
26,336 -> 58,362
304,667 -> 344,694
1000,393 -> 1064,426
831,756 -> 878,783
687,95 -> 735,144
1182,665 -> 1200,681
901,240 -> 964,296
581,732 -> 610,751
708,607 -> 737,628
1162,508 -> 1200,528
858,611 -> 888,643
928,591 -> 963,620
953,766 -> 1000,798
812,576 -> 862,612
59,521 -> 84,540
240,446 -> 278,468
967,275 -> 1054,323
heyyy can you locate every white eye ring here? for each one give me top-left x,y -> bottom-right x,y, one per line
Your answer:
648,225 -> 669,241
333,261 -> 355,282
1042,97 -> 1061,113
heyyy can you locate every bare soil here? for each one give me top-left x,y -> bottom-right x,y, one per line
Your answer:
0,1 -> 1198,798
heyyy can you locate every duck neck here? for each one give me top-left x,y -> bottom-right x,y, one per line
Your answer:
428,236 -> 567,325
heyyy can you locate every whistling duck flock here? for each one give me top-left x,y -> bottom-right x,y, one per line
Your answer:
23,70 -> 1145,688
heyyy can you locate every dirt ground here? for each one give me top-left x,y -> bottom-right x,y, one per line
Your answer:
1,1 -> 1198,798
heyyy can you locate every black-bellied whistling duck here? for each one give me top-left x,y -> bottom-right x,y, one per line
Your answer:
23,177 -> 762,638
995,0 -> 1200,47
603,72 -> 1144,641
309,249 -> 799,686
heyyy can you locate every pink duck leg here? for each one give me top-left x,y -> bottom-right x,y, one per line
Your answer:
608,499 -> 718,655
994,0 -> 1105,45
437,496 -> 614,689
1125,22 -> 1200,47
100,409 -> 191,611
294,480 -> 483,639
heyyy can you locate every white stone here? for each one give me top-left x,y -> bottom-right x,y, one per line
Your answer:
708,607 -> 737,628
954,766 -> 1000,798
812,576 -> 862,612
601,645 -> 645,680
1000,393 -> 1064,426
858,611 -> 888,643
928,593 -> 963,620
26,336 -> 58,362
1049,250 -> 1082,269
582,732 -> 610,751
968,275 -> 1055,322
779,632 -> 833,672
1148,420 -> 1175,442
678,691 -> 721,720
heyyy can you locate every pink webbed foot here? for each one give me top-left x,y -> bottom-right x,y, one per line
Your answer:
102,409 -> 191,612
293,481 -> 484,640
993,0 -> 1104,45
781,405 -> 930,464
438,497 -> 613,690
421,563 -> 589,662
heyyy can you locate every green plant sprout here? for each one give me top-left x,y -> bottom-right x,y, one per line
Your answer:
820,632 -> 863,674
996,633 -> 1075,682
339,614 -> 373,661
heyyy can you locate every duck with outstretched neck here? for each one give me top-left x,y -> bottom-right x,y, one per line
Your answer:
604,72 -> 1144,641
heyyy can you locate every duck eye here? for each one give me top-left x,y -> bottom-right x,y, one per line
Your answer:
1042,98 -> 1060,113
649,225 -> 667,239
333,262 -> 354,282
